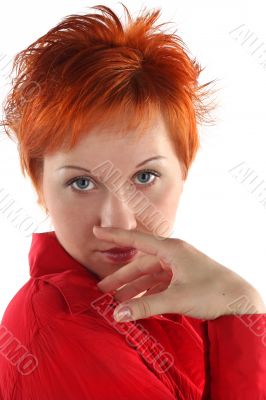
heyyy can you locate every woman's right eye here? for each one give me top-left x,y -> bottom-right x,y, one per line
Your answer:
67,176 -> 96,193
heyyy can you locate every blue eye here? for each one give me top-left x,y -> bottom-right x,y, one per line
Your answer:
66,169 -> 160,194
133,169 -> 160,187
67,177 -> 95,193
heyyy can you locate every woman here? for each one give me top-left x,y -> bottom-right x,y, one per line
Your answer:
0,4 -> 265,399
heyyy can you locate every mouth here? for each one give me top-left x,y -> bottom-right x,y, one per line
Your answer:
100,247 -> 136,253
98,247 -> 138,263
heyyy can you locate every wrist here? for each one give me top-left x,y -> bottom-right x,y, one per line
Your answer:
225,283 -> 266,315
214,269 -> 266,316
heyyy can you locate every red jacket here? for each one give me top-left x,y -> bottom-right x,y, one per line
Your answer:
0,231 -> 265,399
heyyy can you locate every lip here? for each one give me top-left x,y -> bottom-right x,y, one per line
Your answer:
99,248 -> 138,263
101,247 -> 136,253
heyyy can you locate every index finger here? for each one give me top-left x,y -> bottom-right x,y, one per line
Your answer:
97,255 -> 162,292
93,226 -> 170,260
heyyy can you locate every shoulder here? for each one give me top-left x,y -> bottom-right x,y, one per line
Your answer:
1,277 -> 69,337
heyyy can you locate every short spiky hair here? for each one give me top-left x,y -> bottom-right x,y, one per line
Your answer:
0,3 -> 216,210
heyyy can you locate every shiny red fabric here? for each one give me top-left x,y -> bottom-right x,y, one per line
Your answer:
0,231 -> 265,399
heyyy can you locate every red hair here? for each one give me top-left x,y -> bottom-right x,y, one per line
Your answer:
0,3 -> 217,211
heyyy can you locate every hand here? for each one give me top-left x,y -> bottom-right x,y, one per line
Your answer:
93,226 -> 265,322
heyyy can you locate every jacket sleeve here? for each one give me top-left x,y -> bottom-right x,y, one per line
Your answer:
0,283 -> 85,400
194,313 -> 266,400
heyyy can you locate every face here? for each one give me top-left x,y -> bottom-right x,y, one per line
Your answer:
39,112 -> 185,279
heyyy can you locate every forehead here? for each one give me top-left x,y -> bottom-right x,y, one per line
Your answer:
76,115 -> 166,147
45,112 -> 175,166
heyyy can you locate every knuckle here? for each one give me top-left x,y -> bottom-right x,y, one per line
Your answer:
138,300 -> 152,319
114,273 -> 128,286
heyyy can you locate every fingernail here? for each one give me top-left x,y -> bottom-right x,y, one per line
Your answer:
114,306 -> 132,322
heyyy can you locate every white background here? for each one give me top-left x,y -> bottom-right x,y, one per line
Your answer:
0,0 -> 265,319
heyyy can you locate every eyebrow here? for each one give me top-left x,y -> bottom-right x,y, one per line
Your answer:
56,156 -> 167,173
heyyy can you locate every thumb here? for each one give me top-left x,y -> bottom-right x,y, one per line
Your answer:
113,291 -> 171,322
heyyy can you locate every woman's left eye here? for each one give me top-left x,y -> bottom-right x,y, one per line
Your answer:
133,169 -> 160,187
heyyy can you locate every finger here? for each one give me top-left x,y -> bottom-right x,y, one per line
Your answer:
141,282 -> 170,297
114,270 -> 171,302
97,255 -> 162,292
113,290 -> 172,322
93,225 -> 172,262
114,274 -> 156,302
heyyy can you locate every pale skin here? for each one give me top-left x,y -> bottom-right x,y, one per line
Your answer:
93,226 -> 266,321
39,111 -> 266,322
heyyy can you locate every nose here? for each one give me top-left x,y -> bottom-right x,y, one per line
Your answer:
99,190 -> 137,230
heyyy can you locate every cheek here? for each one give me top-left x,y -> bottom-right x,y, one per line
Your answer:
44,180 -> 77,212
154,198 -> 178,225
156,181 -> 182,211
49,207 -> 97,238
150,185 -> 181,236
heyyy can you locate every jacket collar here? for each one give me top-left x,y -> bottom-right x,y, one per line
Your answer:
28,231 -> 115,314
